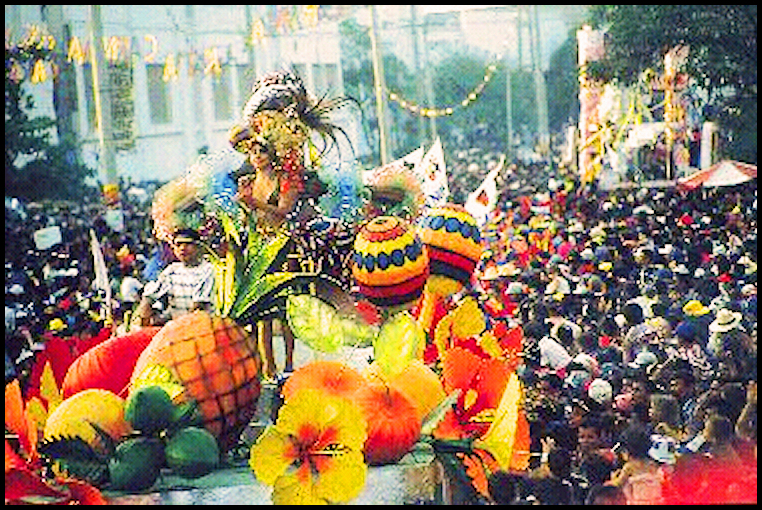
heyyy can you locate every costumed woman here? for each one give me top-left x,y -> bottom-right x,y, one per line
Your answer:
228,68 -> 357,381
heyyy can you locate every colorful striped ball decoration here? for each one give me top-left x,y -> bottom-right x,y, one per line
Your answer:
352,216 -> 429,309
419,204 -> 483,286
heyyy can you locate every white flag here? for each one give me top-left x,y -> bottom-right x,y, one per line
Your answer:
464,155 -> 505,227
414,137 -> 450,210
362,146 -> 424,186
90,229 -> 112,320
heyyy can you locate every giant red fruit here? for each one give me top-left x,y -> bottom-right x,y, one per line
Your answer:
355,381 -> 421,466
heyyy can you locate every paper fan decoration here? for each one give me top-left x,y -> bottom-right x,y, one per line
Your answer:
364,162 -> 426,220
151,176 -> 202,242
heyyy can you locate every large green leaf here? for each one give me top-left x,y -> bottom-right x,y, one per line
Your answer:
230,272 -> 299,319
373,311 -> 426,379
38,436 -> 110,485
286,294 -> 343,353
285,294 -> 380,353
219,210 -> 241,248
245,231 -> 290,277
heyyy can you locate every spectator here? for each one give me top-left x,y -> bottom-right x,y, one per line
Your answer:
609,423 -> 667,504
531,445 -> 581,505
681,299 -> 713,346
132,228 -> 214,327
572,416 -> 617,498
707,308 -> 756,382
118,264 -> 143,324
584,483 -> 626,505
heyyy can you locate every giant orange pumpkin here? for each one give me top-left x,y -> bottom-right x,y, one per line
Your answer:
62,327 -> 161,399
355,381 -> 421,466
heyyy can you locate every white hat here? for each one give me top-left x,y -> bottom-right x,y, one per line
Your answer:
572,353 -> 598,375
588,378 -> 613,405
709,309 -> 743,333
506,282 -> 525,295
649,434 -> 677,465
630,350 -> 658,369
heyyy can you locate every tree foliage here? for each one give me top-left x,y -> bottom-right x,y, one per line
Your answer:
546,31 -> 580,133
588,5 -> 757,163
5,45 -> 97,201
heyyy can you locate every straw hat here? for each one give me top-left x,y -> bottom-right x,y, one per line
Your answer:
481,266 -> 501,281
709,309 -> 743,333
682,299 -> 710,317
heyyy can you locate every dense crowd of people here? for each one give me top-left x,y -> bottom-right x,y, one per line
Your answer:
5,150 -> 757,504
468,169 -> 756,504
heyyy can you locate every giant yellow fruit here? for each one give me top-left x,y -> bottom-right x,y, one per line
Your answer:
44,389 -> 132,448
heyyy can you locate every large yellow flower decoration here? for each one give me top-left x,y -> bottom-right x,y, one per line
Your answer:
249,389 -> 368,505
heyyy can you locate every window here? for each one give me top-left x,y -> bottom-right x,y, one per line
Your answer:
292,63 -> 307,83
146,64 -> 172,124
237,64 -> 256,109
82,63 -> 97,132
212,66 -> 232,121
312,63 -> 339,96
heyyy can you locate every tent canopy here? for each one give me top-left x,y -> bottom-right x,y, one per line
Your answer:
677,160 -> 757,191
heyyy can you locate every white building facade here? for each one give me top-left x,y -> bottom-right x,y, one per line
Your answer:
5,5 -> 356,183
6,5 -> 589,184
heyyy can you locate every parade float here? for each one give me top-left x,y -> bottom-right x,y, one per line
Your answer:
5,69 -> 530,505
5,141 -> 531,505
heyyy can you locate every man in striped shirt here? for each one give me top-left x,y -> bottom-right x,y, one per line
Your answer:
133,228 -> 214,326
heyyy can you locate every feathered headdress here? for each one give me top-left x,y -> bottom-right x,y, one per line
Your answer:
229,68 -> 356,167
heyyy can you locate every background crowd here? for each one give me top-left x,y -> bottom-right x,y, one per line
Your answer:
5,153 -> 757,504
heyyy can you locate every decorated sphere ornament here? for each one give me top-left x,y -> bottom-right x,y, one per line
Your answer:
417,204 -> 483,335
419,204 -> 482,287
352,216 -> 429,312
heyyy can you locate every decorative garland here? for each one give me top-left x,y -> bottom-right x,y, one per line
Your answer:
385,60 -> 501,118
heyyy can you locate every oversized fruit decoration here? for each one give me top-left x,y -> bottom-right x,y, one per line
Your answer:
355,381 -> 422,466
62,327 -> 161,398
365,359 -> 446,421
417,204 -> 482,337
44,389 -> 132,448
351,216 -> 429,312
108,437 -> 165,491
131,312 -> 260,453
419,204 -> 482,287
282,360 -> 367,402
165,426 -> 220,479
124,385 -> 176,435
